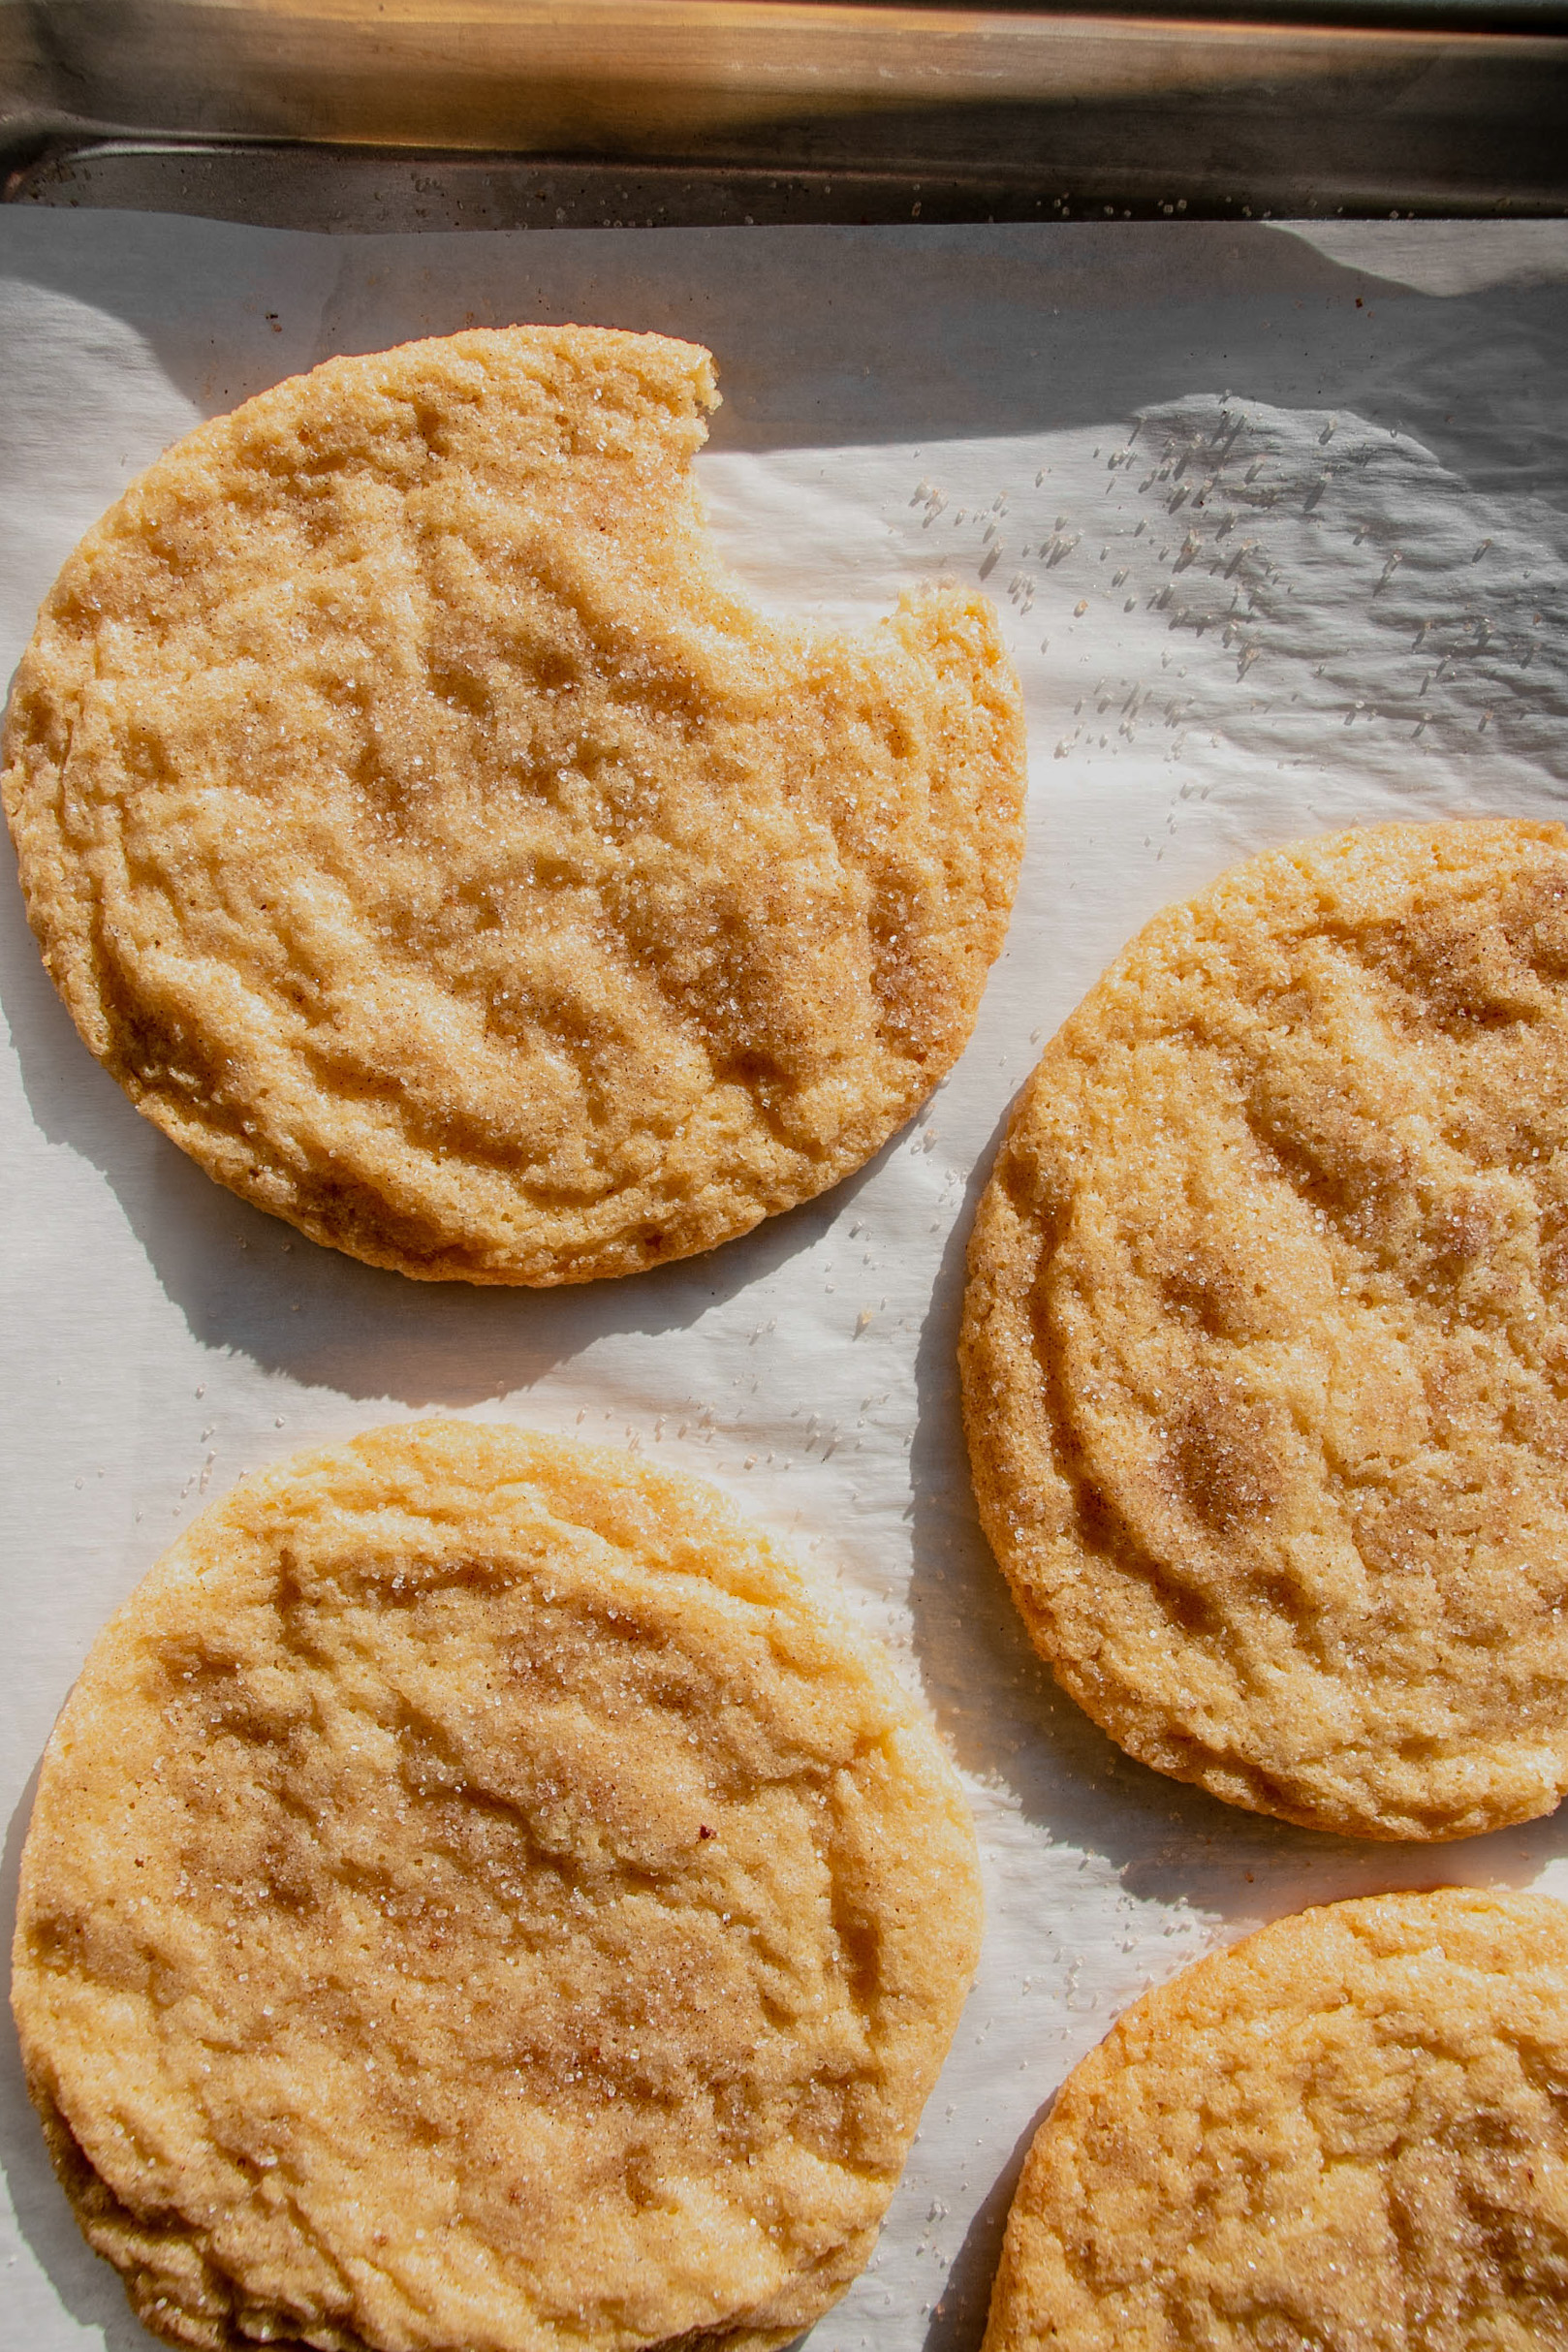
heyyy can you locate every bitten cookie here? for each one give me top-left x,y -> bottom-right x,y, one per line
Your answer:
962,819 -> 1568,1840
984,1889 -> 1568,2352
12,1421 -> 983,2352
2,326 -> 1025,1283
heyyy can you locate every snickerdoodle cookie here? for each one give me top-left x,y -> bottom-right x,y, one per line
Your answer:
12,1420 -> 983,2352
962,819 -> 1568,1840
3,327 -> 1024,1282
984,1888 -> 1568,2352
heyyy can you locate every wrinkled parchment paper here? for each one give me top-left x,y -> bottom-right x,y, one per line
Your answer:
4,211 -> 1568,2352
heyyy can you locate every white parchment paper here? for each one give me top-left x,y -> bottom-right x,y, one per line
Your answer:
4,212 -> 1568,2352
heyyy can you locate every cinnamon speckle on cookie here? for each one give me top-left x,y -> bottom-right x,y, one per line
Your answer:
13,1420 -> 983,2352
3,327 -> 1025,1284
962,819 -> 1568,1841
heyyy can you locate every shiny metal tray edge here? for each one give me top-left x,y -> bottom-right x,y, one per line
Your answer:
5,3 -> 1567,226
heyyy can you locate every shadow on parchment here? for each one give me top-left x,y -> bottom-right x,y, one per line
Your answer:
2,1768 -> 154,2352
919,2098 -> 1053,2352
0,215 -> 1563,503
0,847 -> 902,1406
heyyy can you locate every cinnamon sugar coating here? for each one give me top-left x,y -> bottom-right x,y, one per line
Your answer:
13,1422 -> 983,2352
3,327 -> 1024,1283
963,820 -> 1568,1839
985,1890 -> 1568,2352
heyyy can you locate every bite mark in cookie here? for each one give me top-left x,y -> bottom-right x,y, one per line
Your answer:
3,327 -> 1025,1283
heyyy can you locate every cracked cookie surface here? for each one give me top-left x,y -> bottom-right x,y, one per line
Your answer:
961,820 -> 1568,1839
2,326 -> 1025,1283
12,1420 -> 983,2352
983,1889 -> 1568,2352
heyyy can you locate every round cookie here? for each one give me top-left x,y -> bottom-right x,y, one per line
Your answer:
2,326 -> 1025,1284
983,1888 -> 1568,2352
12,1420 -> 984,2352
961,819 -> 1568,1840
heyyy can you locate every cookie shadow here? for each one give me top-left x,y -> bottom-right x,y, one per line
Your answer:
920,2100 -> 1051,2352
0,853 -> 907,1406
903,1107 -> 1568,1925
2,1766 -> 160,2352
3,214 -> 1565,509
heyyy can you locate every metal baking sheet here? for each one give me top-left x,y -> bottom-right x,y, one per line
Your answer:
5,1 -> 1568,222
3,207 -> 1568,2352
